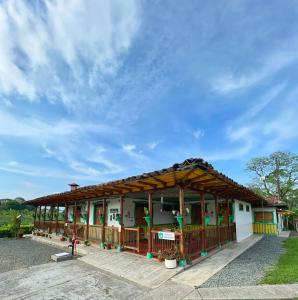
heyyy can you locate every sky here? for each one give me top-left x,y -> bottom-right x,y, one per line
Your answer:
0,0 -> 298,200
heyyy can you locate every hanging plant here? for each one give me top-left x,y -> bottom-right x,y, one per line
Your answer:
116,213 -> 121,224
98,214 -> 104,224
175,212 -> 183,230
81,213 -> 87,223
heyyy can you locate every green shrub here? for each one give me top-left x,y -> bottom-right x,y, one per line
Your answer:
20,224 -> 34,234
0,225 -> 12,238
0,224 -> 33,238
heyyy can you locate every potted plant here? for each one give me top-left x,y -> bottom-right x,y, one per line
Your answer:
162,247 -> 178,269
175,212 -> 183,230
177,253 -> 191,267
105,242 -> 112,250
144,207 -> 150,226
17,229 -> 24,238
99,214 -> 104,224
157,250 -> 164,262
84,240 -> 91,246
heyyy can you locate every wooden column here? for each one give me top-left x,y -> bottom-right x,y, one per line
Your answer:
200,192 -> 207,256
179,186 -> 185,256
101,198 -> 107,248
225,199 -> 230,240
73,201 -> 77,235
118,196 -> 124,251
147,192 -> 153,258
65,202 -> 68,223
86,200 -> 91,241
215,195 -> 220,246
38,205 -> 41,226
34,206 -> 37,227
43,205 -> 46,222
50,205 -> 54,233
55,203 -> 59,234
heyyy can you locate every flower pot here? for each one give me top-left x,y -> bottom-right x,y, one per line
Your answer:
165,259 -> 177,269
144,216 -> 151,227
176,215 -> 183,230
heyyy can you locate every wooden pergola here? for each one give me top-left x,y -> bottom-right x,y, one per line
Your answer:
28,158 -> 265,258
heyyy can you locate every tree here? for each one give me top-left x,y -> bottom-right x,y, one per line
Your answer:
246,151 -> 298,209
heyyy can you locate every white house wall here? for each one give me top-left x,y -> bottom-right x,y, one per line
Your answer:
123,199 -> 135,227
107,198 -> 120,227
234,200 -> 253,242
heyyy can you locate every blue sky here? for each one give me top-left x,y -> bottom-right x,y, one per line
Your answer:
0,0 -> 298,199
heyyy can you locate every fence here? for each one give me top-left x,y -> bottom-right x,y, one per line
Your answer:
88,225 -> 103,241
104,226 -> 119,247
123,227 -> 140,252
151,230 -> 180,255
184,228 -> 203,257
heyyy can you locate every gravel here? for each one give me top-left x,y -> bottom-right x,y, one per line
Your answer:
0,237 -> 66,273
200,236 -> 286,287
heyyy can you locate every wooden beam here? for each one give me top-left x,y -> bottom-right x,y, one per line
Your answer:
187,173 -> 210,184
179,169 -> 196,183
137,180 -> 158,189
150,176 -> 168,186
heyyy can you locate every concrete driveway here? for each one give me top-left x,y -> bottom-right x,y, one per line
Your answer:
0,259 -> 146,300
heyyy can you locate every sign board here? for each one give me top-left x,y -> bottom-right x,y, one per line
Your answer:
158,231 -> 175,241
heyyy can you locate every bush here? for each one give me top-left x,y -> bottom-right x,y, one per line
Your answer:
0,224 -> 34,238
0,225 -> 12,238
20,224 -> 34,234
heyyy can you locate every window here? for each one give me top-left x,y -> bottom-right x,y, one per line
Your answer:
239,203 -> 243,211
246,205 -> 250,212
255,212 -> 273,223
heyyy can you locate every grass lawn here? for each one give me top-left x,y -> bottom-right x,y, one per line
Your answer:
261,237 -> 298,284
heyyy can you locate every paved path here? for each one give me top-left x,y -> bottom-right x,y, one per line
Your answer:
0,259 -> 146,300
32,235 -> 183,289
0,238 -> 63,273
186,284 -> 298,299
172,235 -> 262,287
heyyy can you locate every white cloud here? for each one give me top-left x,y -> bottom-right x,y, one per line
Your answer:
213,50 -> 298,94
122,144 -> 136,152
192,129 -> 205,140
0,0 -> 140,105
147,141 -> 159,150
0,108 -> 124,180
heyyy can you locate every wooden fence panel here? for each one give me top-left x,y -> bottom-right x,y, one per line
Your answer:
123,228 -> 140,252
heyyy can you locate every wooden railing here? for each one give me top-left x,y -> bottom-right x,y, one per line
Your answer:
184,228 -> 203,257
206,226 -> 218,251
104,226 -> 119,247
228,223 -> 236,241
76,224 -> 86,240
219,225 -> 229,245
89,225 -> 103,241
151,230 -> 180,255
123,227 -> 140,252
